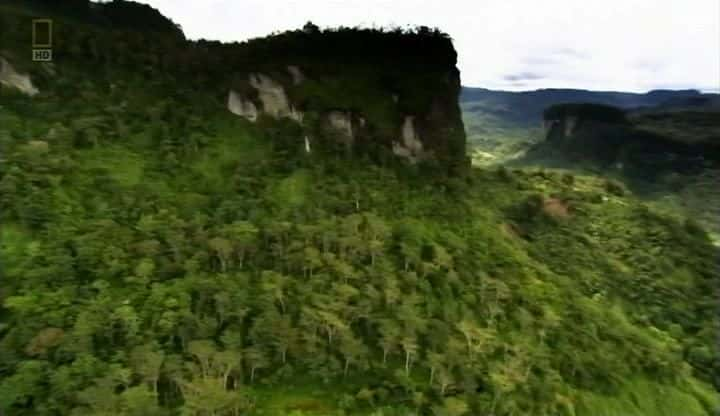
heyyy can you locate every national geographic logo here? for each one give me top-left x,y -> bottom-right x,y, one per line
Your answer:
32,19 -> 53,61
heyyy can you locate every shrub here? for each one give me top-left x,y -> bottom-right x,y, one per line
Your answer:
496,166 -> 512,181
561,173 -> 575,186
683,218 -> 705,237
604,179 -> 627,196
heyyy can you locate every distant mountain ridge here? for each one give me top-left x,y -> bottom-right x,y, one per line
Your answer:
461,87 -> 720,126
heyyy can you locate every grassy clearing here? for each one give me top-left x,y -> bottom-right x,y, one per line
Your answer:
251,382 -> 341,416
575,378 -> 719,416
249,377 -> 412,416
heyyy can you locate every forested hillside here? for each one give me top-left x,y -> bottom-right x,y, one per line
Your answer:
1,1 -> 719,416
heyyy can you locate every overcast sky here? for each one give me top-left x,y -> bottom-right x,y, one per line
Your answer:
138,0 -> 719,93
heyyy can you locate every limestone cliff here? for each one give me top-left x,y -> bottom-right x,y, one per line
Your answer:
216,27 -> 468,170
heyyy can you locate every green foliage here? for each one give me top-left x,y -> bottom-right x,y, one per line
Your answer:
575,378 -> 719,416
603,179 -> 626,196
0,4 -> 718,416
562,173 -> 575,185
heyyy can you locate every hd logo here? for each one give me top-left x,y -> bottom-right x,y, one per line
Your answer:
32,19 -> 53,61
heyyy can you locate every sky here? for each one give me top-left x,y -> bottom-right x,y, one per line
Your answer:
136,0 -> 719,93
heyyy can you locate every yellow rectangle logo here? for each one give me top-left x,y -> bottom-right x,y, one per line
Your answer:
32,19 -> 53,48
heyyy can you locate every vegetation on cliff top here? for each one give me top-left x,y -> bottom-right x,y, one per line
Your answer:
543,103 -> 628,124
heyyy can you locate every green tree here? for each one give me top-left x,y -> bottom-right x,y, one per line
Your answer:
130,343 -> 164,394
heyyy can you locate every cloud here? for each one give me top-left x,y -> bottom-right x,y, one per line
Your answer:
552,48 -> 590,59
522,56 -> 559,66
503,72 -> 546,82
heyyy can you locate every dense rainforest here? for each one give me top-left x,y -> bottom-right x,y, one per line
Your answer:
1,1 -> 719,415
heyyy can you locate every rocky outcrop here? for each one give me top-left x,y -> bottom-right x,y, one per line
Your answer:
543,103 -> 627,144
540,103 -> 637,164
287,65 -> 305,85
219,28 -> 467,170
229,73 -> 305,123
327,111 -> 354,144
227,73 -> 438,162
535,103 -> 720,173
564,116 -> 578,137
0,57 -> 39,96
289,107 -> 304,123
249,73 -> 291,118
392,116 -> 424,163
228,90 -> 258,121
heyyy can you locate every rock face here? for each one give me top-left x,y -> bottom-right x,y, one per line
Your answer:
543,103 -> 627,147
228,90 -> 259,121
0,57 -> 39,96
287,65 -> 305,85
249,73 -> 291,118
540,103 -> 641,165
227,66 -> 466,168
221,29 -> 468,171
392,116 -> 424,163
327,111 -> 354,145
230,73 -> 305,123
564,116 -> 578,137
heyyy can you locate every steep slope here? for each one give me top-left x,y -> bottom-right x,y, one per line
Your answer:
0,2 -> 718,416
216,26 -> 467,169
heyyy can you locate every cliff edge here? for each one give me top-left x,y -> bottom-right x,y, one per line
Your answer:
0,1 -> 468,173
